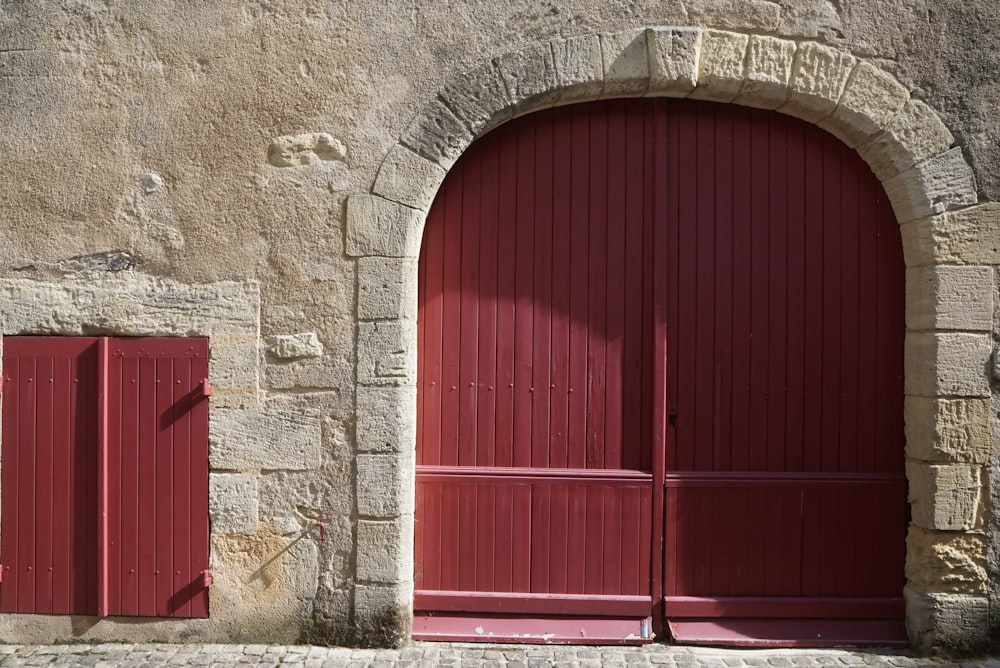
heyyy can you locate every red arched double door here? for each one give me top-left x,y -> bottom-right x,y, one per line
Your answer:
413,99 -> 906,646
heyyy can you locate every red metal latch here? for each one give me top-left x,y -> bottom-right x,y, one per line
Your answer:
0,565 -> 3,582
202,570 -> 213,588
200,378 -> 213,396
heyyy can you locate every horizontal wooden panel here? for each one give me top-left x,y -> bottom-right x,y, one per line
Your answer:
416,590 -> 651,616
414,614 -> 652,644
668,619 -> 908,648
416,477 -> 653,597
417,466 -> 653,485
664,471 -> 905,487
663,596 -> 905,619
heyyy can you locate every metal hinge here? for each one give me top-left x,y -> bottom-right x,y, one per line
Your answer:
201,570 -> 213,588
200,378 -> 213,396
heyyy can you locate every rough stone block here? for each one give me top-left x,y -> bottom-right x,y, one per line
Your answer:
354,583 -> 413,648
906,526 -> 987,595
356,386 -> 417,453
738,35 -> 796,109
905,585 -> 990,654
824,61 -> 909,148
906,461 -> 983,531
210,396 -> 322,470
689,30 -> 748,103
357,319 -> 417,387
494,42 -> 560,113
400,97 -> 473,169
345,193 -> 422,258
905,265 -> 993,331
902,204 -> 1000,267
209,338 -> 261,401
439,62 -> 513,138
209,473 -> 259,535
859,99 -> 955,182
266,332 -> 324,359
905,397 -> 991,464
645,27 -> 701,96
551,34 -> 604,103
264,356 -> 352,393
258,470 -> 353,535
904,332 -> 991,398
782,42 -> 857,122
357,257 -> 418,320
268,132 -> 346,168
600,30 -> 650,97
357,516 -> 413,584
883,148 -> 978,224
356,451 -> 415,517
371,144 -> 446,211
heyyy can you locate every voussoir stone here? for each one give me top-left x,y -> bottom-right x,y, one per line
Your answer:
782,41 -> 857,122
495,41 -> 561,113
601,29 -> 651,97
551,34 -> 604,102
884,147 -> 977,223
645,26 -> 701,96
824,60 -> 909,148
901,203 -> 1000,267
689,29 -> 748,103
439,62 -> 513,138
738,34 -> 796,109
400,97 -> 473,170
372,144 -> 446,211
859,99 -> 956,182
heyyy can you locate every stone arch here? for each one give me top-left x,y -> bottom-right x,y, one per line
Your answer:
347,27 -> 994,653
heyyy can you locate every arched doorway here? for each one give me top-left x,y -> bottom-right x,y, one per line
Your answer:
412,99 -> 906,646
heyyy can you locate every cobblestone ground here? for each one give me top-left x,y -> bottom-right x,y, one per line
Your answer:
0,643 -> 996,667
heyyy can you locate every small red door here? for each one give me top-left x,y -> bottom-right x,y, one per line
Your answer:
414,99 -> 905,646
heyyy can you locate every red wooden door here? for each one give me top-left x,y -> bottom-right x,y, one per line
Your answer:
659,103 -> 906,646
414,99 -> 905,646
414,101 -> 662,643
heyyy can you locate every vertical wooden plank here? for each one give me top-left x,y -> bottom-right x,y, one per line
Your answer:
97,337 -> 110,617
137,353 -> 158,616
105,346 -> 123,616
565,484 -> 587,594
457,483 -> 477,592
620,486 -> 641,595
531,111 -> 554,469
623,101 -> 647,471
549,108 -> 573,470
440,170 -> 464,468
583,484 -> 605,594
566,105 -> 591,469
458,148 -> 481,468
548,483 -> 569,594
474,481 -> 496,593
674,104 -> 698,472
820,136 -> 843,473
16,354 -> 37,613
839,148 -> 862,474
0,350 -> 20,612
34,355 -> 54,613
511,483 -> 532,592
693,104 -> 716,473
78,344 -> 100,614
51,354 -> 72,614
494,482 -> 513,592
119,354 -> 141,615
419,182 -> 445,467
513,121 -> 536,468
728,109 -> 753,473
747,112 -> 771,472
711,105 -> 734,473
529,484 -> 551,593
189,351 -> 210,618
494,126 -> 518,468
171,355 -> 193,617
586,105 -> 608,469
602,488 -> 623,595
766,114 -> 789,472
604,103 -> 627,470
856,168 -> 880,473
801,127 -> 826,473
154,355 -> 175,616
783,117 -> 807,472
439,482 -> 460,590
476,134 -> 500,468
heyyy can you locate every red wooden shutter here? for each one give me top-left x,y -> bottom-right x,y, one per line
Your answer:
0,337 -> 100,614
105,337 -> 210,618
1,336 -> 209,619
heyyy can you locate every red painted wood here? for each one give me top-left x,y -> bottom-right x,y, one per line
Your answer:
663,597 -> 905,619
1,337 -> 100,614
97,337 -> 110,616
416,591 -> 652,616
413,614 -> 652,644
105,337 -> 209,618
416,98 -> 904,643
668,619 -> 908,648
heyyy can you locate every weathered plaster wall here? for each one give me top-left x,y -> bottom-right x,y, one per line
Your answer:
1,0 -> 1000,654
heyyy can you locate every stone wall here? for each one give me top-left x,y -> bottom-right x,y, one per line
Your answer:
1,0 -> 1000,655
